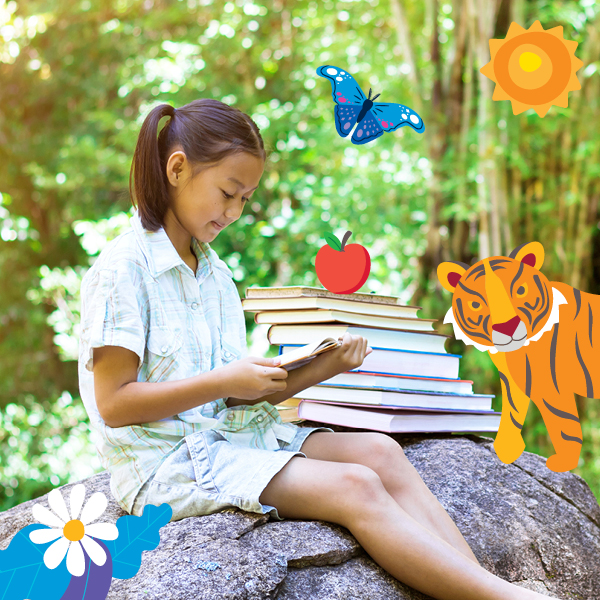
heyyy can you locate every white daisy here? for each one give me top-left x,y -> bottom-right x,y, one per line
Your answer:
29,483 -> 118,577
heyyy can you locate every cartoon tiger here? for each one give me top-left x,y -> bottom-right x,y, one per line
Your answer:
437,241 -> 599,473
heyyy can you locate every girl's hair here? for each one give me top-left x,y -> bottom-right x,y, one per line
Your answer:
129,99 -> 267,231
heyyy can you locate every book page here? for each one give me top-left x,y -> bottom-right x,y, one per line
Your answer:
278,338 -> 342,371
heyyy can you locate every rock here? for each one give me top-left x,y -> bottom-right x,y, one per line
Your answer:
1,428 -> 599,600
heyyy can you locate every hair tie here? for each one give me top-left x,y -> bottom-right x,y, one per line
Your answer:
172,107 -> 177,117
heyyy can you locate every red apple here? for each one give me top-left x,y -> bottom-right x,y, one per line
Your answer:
315,231 -> 371,294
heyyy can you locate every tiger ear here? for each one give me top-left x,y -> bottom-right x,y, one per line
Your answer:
509,242 -> 545,270
437,261 -> 469,293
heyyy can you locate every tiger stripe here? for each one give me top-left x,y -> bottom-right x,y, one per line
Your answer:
510,262 -> 524,296
561,431 -> 583,445
525,355 -> 532,397
575,333 -> 594,398
510,412 -> 523,430
524,296 -> 540,311
531,275 -> 550,331
574,288 -> 582,318
550,323 -> 560,393
589,302 -> 594,347
519,305 -> 532,324
457,280 -> 486,303
542,398 -> 580,423
498,372 -> 519,413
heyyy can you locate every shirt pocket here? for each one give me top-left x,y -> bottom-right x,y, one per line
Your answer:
221,330 -> 243,366
145,325 -> 184,382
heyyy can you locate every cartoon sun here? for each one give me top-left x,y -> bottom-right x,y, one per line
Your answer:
480,20 -> 584,117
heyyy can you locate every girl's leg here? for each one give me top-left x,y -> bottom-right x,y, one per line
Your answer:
259,456 -> 555,600
298,431 -> 477,562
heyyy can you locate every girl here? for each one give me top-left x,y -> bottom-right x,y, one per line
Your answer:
78,99 -> 557,600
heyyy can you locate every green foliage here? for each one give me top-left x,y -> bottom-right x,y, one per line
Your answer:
0,393 -> 101,511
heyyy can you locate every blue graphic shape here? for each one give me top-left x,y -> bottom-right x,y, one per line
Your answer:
59,539 -> 112,600
0,524 -> 71,600
103,503 -> 172,580
316,65 -> 425,145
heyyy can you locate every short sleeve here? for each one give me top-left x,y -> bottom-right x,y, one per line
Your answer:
80,266 -> 146,373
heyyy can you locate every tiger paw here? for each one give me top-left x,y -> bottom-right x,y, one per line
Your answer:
546,453 -> 580,472
493,434 -> 526,464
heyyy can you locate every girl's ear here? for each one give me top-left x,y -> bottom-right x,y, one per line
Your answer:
508,241 -> 545,270
437,261 -> 469,294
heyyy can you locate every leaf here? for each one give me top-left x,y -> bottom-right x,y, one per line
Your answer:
103,503 -> 172,580
0,524 -> 71,600
59,539 -> 112,600
324,232 -> 341,251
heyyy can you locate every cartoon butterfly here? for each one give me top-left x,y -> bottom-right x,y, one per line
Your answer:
316,65 -> 425,145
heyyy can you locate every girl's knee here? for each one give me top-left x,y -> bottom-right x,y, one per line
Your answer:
366,433 -> 405,457
339,463 -> 388,506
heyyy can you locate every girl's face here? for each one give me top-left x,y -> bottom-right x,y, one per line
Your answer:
165,151 -> 264,246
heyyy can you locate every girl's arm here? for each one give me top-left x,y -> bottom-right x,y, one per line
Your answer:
226,334 -> 372,408
94,345 -> 238,428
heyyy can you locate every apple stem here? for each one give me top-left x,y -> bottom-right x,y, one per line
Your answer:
340,231 -> 352,251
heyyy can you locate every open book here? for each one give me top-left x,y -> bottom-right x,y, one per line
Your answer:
277,337 -> 342,371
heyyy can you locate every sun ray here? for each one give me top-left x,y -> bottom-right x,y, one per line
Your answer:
493,86 -> 511,101
533,103 -> 553,117
510,100 -> 531,115
553,91 -> 570,108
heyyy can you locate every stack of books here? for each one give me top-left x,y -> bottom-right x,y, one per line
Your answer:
242,286 -> 501,434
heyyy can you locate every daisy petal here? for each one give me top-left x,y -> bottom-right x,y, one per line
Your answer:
69,484 -> 86,520
32,503 -> 66,528
48,488 -> 71,524
80,535 -> 106,566
79,492 -> 107,525
29,528 -> 63,545
44,537 -> 70,570
85,522 -> 118,540
67,541 -> 85,577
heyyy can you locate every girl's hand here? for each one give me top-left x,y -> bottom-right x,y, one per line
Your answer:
221,356 -> 288,401
311,333 -> 372,380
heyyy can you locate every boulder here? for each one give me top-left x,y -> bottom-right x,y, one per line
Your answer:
1,426 -> 599,600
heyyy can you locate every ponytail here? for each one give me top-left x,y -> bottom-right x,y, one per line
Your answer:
129,99 -> 267,232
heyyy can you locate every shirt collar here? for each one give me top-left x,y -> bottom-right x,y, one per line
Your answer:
130,208 -> 222,280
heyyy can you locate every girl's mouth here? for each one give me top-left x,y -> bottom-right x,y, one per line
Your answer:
211,221 -> 224,231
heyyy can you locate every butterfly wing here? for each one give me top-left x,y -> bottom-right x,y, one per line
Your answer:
334,104 -> 363,138
350,110 -> 384,145
370,102 -> 425,134
317,65 -> 366,138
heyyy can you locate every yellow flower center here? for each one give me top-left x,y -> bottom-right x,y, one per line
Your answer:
63,519 -> 85,542
519,51 -> 542,72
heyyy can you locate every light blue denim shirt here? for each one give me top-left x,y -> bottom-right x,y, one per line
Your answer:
78,209 -> 296,513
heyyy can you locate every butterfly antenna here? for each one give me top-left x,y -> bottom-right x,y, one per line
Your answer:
372,93 -> 381,101
368,88 -> 372,100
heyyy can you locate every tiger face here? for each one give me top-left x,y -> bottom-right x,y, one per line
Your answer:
437,242 -> 564,354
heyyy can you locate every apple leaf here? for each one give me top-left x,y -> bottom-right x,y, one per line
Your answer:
324,232 -> 341,251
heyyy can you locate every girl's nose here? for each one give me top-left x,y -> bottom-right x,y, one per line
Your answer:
225,199 -> 244,220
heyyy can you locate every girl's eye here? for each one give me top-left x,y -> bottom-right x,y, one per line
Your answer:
222,191 -> 248,202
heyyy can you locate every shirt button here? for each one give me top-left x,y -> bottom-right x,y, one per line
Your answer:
224,351 -> 232,358
191,302 -> 199,310
161,345 -> 169,353
227,413 -> 235,420
257,415 -> 264,422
